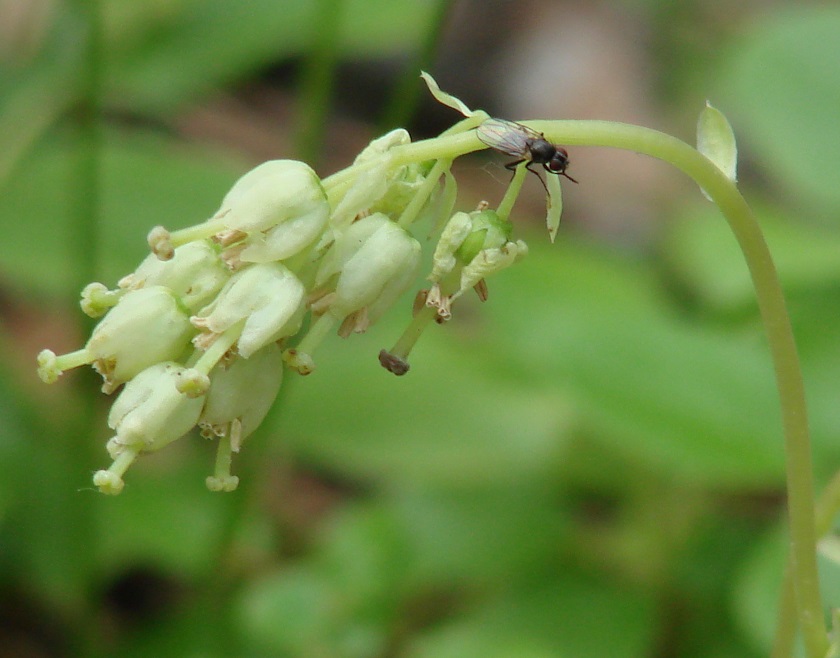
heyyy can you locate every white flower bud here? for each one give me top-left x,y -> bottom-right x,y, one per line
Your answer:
429,211 -> 473,282
315,213 -> 392,286
122,240 -> 231,311
80,282 -> 122,318
330,130 -> 419,229
107,362 -> 205,453
455,239 -> 528,299
198,343 -> 283,450
194,263 -> 305,358
326,214 -> 421,320
86,286 -> 194,392
213,160 -> 329,234
238,201 -> 329,263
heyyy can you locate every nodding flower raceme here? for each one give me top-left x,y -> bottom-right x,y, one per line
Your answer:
37,74 -> 571,493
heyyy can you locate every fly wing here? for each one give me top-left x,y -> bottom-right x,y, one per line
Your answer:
476,118 -> 532,157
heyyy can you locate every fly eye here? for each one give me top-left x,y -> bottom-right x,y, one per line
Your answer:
548,155 -> 568,173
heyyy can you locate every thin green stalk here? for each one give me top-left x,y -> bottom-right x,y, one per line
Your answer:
397,158 -> 452,228
379,0 -> 456,129
294,0 -> 343,166
66,1 -> 105,656
386,119 -> 827,657
496,163 -> 527,221
775,469 -> 840,657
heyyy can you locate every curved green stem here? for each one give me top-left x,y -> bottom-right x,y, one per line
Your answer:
387,119 -> 827,657
496,163 -> 527,222
775,469 -> 840,658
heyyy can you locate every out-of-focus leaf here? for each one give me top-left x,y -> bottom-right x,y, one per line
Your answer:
391,487 -> 568,585
663,203 -> 840,314
315,504 -> 412,614
483,236 -> 786,487
106,0 -> 441,113
661,203 -> 840,477
406,571 -> 656,658
718,6 -> 840,214
732,523 -> 840,655
95,447 -> 240,577
236,561 -> 390,658
0,131 -> 243,296
277,313 -> 574,489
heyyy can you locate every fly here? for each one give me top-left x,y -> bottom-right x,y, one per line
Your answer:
476,118 -> 578,189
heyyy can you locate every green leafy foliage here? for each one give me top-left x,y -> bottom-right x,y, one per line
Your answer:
718,5 -> 840,214
3,1 -> 840,656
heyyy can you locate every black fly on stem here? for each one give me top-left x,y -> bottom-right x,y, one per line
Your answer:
476,118 -> 578,192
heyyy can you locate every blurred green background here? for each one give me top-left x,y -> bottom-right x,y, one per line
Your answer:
2,1 -> 840,656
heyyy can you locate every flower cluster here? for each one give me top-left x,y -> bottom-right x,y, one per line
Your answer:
36,75 -> 570,493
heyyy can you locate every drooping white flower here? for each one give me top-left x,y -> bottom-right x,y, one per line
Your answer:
86,286 -> 194,392
120,239 -> 231,312
106,362 -> 205,455
214,160 -> 329,235
198,342 -> 284,451
192,262 -> 306,357
315,213 -> 421,326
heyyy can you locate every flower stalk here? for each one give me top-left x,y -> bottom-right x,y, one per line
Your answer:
36,74 -> 827,655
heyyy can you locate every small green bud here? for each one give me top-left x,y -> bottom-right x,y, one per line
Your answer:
454,210 -> 512,263
430,209 -> 512,283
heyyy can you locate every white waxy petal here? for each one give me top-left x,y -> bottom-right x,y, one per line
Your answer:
196,263 -> 306,358
86,286 -> 194,389
199,343 -> 283,443
239,203 -> 329,263
315,213 -> 392,287
127,240 -> 230,311
214,160 -> 328,233
108,362 -> 204,452
429,211 -> 472,281
331,221 -> 421,318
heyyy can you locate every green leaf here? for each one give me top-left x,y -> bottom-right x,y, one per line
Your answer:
407,572 -> 656,658
420,71 -> 475,117
107,0 -> 443,113
485,237 -> 786,487
277,325 -> 574,489
718,6 -> 840,213
545,169 -> 563,242
0,130 -> 244,296
732,523 -> 840,655
696,100 -> 737,199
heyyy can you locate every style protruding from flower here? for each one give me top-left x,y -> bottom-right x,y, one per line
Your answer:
36,73 -> 572,492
